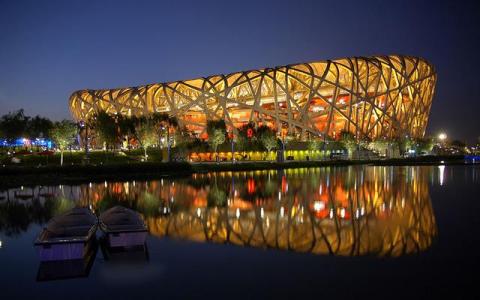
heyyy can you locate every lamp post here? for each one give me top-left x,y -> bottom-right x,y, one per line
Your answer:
231,129 -> 235,164
79,120 -> 89,163
166,125 -> 171,162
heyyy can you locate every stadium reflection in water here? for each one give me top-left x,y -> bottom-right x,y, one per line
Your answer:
0,166 -> 437,257
74,166 -> 436,257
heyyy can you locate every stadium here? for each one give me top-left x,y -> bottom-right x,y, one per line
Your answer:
69,55 -> 436,140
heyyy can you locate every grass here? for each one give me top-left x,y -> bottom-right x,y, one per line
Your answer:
0,148 -> 165,167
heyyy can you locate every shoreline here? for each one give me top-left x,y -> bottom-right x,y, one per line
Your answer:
0,155 -> 475,188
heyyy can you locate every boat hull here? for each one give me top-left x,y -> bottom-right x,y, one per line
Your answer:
35,240 -> 92,261
106,231 -> 147,248
34,207 -> 98,262
36,240 -> 98,281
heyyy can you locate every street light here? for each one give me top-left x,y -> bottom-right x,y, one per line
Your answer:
438,132 -> 447,142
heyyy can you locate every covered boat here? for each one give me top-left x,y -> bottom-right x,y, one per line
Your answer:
34,208 -> 98,261
36,241 -> 97,281
99,206 -> 148,248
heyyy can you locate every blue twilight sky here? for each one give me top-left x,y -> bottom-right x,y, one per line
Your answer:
0,0 -> 479,142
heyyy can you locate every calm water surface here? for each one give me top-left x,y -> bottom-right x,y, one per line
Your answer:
1,165 -> 479,299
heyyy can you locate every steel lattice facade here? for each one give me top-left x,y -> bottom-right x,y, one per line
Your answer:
69,55 -> 436,140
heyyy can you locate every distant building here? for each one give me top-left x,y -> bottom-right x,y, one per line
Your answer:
69,55 -> 436,140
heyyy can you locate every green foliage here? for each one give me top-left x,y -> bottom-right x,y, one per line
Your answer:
0,109 -> 30,141
151,112 -> 178,147
308,139 -> 322,152
26,115 -> 53,139
414,138 -> 434,153
133,116 -> 157,160
92,111 -> 117,149
257,125 -> 278,153
397,136 -> 413,154
206,120 -> 226,153
117,114 -> 135,139
236,122 -> 261,151
339,130 -> 356,156
207,185 -> 227,207
369,139 -> 389,155
49,120 -> 77,150
49,120 -> 77,166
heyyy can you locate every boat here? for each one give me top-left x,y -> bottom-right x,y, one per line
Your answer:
99,206 -> 148,248
36,240 -> 98,281
34,207 -> 98,261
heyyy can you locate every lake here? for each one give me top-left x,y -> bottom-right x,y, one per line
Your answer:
1,165 -> 479,299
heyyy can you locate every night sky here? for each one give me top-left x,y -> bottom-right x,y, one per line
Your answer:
1,0 -> 479,142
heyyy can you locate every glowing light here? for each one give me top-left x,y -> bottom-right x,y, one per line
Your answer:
236,208 -> 240,219
438,165 -> 445,186
196,208 -> 201,217
313,201 -> 325,212
260,207 -> 264,218
280,206 -> 285,217
438,133 -> 447,141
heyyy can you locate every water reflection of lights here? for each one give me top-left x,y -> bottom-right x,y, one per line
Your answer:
8,166 -> 436,257
438,165 -> 445,186
0,240 -> 2,248
340,208 -> 346,218
313,201 -> 325,212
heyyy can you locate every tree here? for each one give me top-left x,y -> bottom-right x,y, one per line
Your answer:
369,139 -> 389,156
92,111 -> 117,151
26,115 -> 53,139
172,126 -> 194,161
117,114 -> 136,149
308,139 -> 322,159
257,125 -> 278,160
133,116 -> 157,161
339,130 -> 356,157
151,113 -> 179,161
414,137 -> 434,154
0,109 -> 30,142
236,122 -> 258,153
397,135 -> 413,155
206,120 -> 226,161
49,120 -> 77,166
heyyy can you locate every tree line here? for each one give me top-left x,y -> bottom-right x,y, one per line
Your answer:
1,109 -> 476,166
